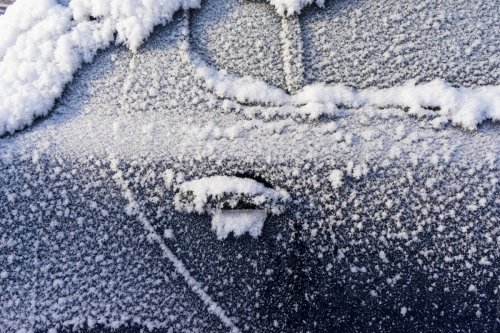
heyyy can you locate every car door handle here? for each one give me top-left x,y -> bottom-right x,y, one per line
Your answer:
174,176 -> 289,239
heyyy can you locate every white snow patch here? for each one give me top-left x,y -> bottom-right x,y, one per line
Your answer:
183,44 -> 290,105
211,209 -> 267,240
468,284 -> 477,292
0,0 -> 59,59
162,169 -> 176,188
1,0 -> 498,137
69,0 -> 202,51
163,228 -> 174,239
292,81 -> 500,130
379,250 -> 389,263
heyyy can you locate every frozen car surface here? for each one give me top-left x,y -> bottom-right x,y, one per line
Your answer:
0,0 -> 499,332
301,0 -> 500,88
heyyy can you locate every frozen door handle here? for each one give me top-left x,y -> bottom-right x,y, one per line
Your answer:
174,176 -> 289,239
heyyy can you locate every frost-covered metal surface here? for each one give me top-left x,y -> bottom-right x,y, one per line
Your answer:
190,0 -> 287,90
301,0 -> 500,88
0,1 -> 499,332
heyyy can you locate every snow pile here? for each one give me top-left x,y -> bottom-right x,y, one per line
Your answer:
211,210 -> 267,240
0,3 -> 113,137
266,0 -> 325,16
0,0 -> 201,136
69,0 -> 201,51
174,176 -> 289,215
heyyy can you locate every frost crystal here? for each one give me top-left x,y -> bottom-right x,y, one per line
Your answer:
328,169 -> 344,189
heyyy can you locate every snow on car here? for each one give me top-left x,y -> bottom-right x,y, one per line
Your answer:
0,0 -> 498,332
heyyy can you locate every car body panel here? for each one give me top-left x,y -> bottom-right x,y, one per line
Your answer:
0,1 -> 499,332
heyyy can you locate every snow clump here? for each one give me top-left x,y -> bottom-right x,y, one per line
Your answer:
292,81 -> 500,130
211,210 -> 267,240
265,0 -> 325,16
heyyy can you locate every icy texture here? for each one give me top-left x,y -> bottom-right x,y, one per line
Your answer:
110,159 -> 242,332
191,0 -> 287,89
301,0 -> 500,89
0,0 -> 201,136
189,46 -> 500,129
175,176 -> 289,215
186,0 -> 500,129
0,156 -> 232,333
211,210 -> 267,239
280,15 -> 305,92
